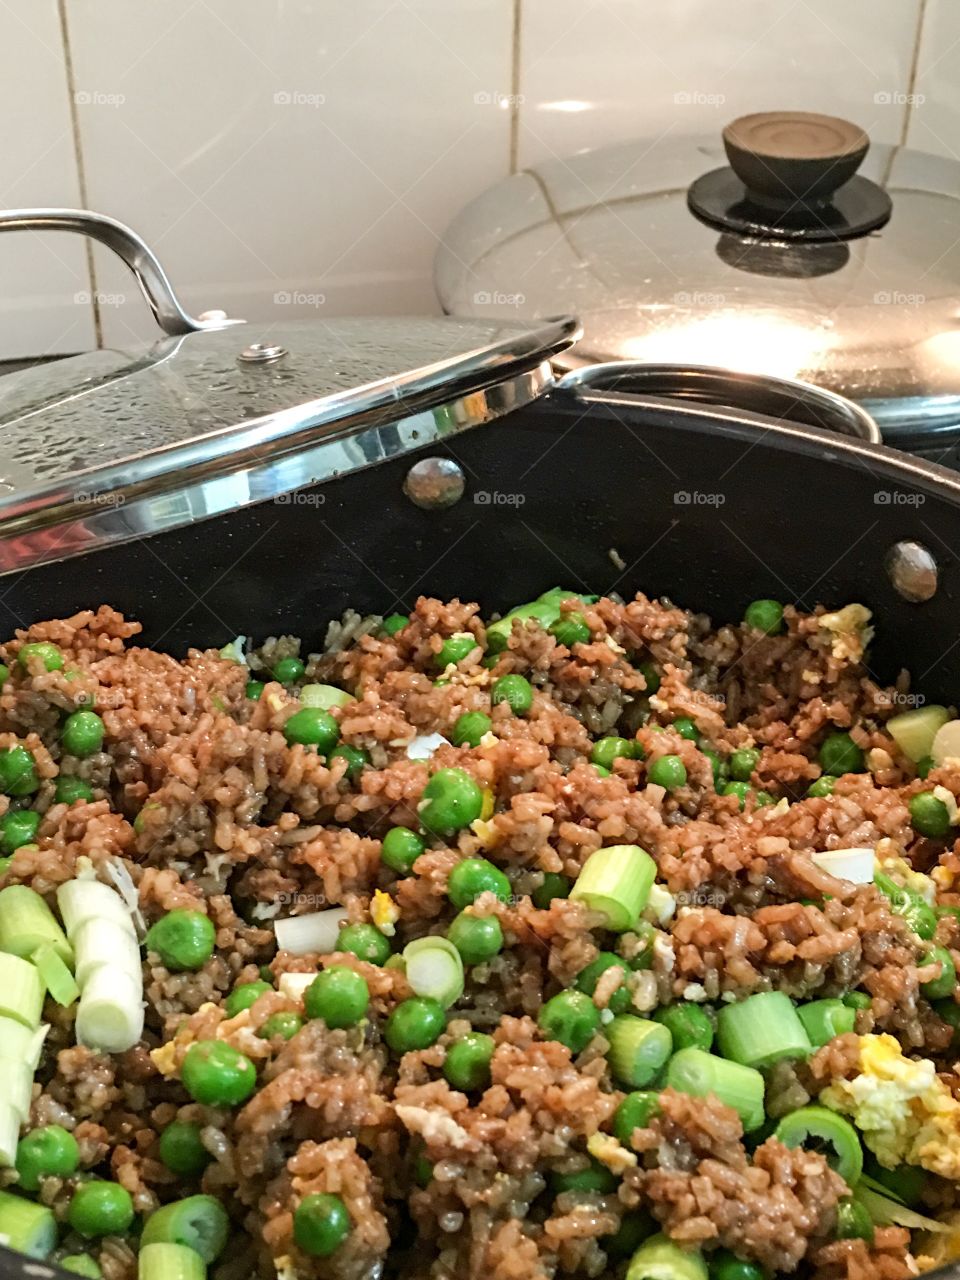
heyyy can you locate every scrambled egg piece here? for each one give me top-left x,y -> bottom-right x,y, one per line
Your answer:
818,603 -> 874,662
588,1131 -> 637,1173
879,854 -> 937,905
822,1034 -> 960,1178
371,890 -> 399,936
480,787 -> 495,821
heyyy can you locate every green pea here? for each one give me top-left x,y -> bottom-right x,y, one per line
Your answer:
634,661 -> 660,695
272,656 -> 305,684
807,775 -> 836,798
669,717 -> 697,742
245,680 -> 264,700
15,1125 -> 79,1191
917,755 -> 935,780
337,922 -> 391,966
304,966 -> 369,1028
935,999 -> 960,1046
538,990 -> 601,1054
146,910 -> 216,972
419,768 -> 484,835
0,808 -> 39,855
576,952 -> 632,1015
381,826 -> 424,875
612,1091 -> 660,1145
181,1040 -> 257,1106
381,614 -> 409,637
604,1212 -> 656,1259
532,872 -> 571,909
910,791 -> 951,839
68,1181 -> 134,1238
294,1192 -> 350,1257
743,599 -> 784,635
61,711 -> 105,758
591,737 -> 643,770
722,780 -> 751,810
629,921 -> 657,971
413,1154 -> 433,1187
443,1032 -> 495,1090
283,707 -> 339,751
451,711 -> 492,748
710,1249 -> 766,1280
385,996 -> 445,1052
491,674 -> 533,716
841,991 -> 871,1011
701,746 -> 727,787
434,632 -> 478,669
55,776 -> 94,805
756,790 -> 776,807
448,911 -> 503,964
0,665 -> 9,688
158,1121 -> 211,1177
647,754 -> 687,790
258,1011 -> 303,1041
818,732 -> 865,776
224,981 -> 271,1018
0,746 -> 38,797
652,1002 -> 714,1052
728,748 -> 759,782
551,1157 -> 617,1195
920,946 -> 957,1000
550,614 -> 591,647
329,744 -> 368,780
18,642 -> 63,672
448,857 -> 510,909
834,1197 -> 874,1243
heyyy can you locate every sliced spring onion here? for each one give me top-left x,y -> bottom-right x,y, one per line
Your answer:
31,944 -> 79,1007
138,1242 -> 207,1280
854,1184 -> 948,1232
625,1233 -> 708,1280
0,953 -> 43,1029
0,1017 -> 44,1069
0,1102 -> 19,1167
716,991 -> 811,1068
274,907 -> 349,956
72,918 -> 142,989
810,848 -> 875,885
277,972 -> 318,1002
300,684 -> 353,710
0,886 -> 73,966
932,718 -> 960,767
406,733 -> 451,762
861,1164 -> 927,1207
57,879 -> 136,940
0,1059 -> 33,1123
774,1105 -> 863,1186
605,1015 -> 673,1087
666,1047 -> 765,1132
141,1194 -> 229,1263
796,999 -> 856,1047
403,937 -> 465,1008
887,706 -> 950,762
75,966 -> 144,1053
0,1188 -> 57,1258
569,845 -> 656,932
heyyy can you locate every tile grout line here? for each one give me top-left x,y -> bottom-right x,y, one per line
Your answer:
56,0 -> 103,349
902,0 -> 930,148
508,0 -> 522,175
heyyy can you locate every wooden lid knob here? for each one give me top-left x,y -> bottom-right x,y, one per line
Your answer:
722,111 -> 869,204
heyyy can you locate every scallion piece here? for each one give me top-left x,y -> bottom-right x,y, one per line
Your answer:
605,1015 -> 673,1087
0,1102 -> 19,1167
774,1105 -> 863,1186
569,845 -> 656,932
300,684 -> 353,710
403,937 -> 465,1009
0,953 -> 43,1029
72,918 -> 142,990
0,886 -> 72,967
31,944 -> 79,1008
57,879 -> 136,939
274,907 -> 349,956
277,972 -> 318,1002
887,706 -> 950,763
716,991 -> 811,1068
0,1017 -> 45,1070
853,1184 -> 948,1233
625,1233 -> 707,1280
810,848 -> 875,885
666,1047 -> 765,1132
0,1059 -> 34,1123
0,1188 -> 57,1258
796,999 -> 856,1047
75,966 -> 144,1054
138,1243 -> 207,1280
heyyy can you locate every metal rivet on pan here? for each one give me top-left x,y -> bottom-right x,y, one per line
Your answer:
403,457 -> 465,510
238,342 -> 287,364
886,540 -> 938,602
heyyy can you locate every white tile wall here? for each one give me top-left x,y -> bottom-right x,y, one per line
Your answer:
0,3 -> 94,359
2,0 -> 959,360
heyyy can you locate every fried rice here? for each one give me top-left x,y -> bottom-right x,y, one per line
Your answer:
0,589 -> 957,1280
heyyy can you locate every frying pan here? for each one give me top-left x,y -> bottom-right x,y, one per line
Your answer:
0,212 -> 959,1279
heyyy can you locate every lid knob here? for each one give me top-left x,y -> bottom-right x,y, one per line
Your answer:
722,111 -> 869,205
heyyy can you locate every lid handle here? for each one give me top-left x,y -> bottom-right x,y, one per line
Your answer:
722,112 -> 870,205
0,209 -> 243,336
